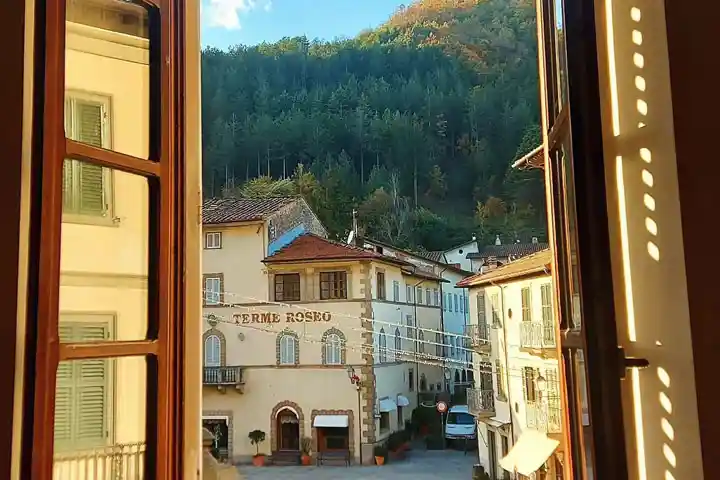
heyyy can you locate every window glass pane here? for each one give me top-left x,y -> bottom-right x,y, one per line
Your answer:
60,162 -> 149,342
553,0 -> 569,109
65,0 -> 153,160
53,355 -> 149,477
558,144 -> 583,329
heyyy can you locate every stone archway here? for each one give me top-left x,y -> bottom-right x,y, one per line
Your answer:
270,401 -> 305,452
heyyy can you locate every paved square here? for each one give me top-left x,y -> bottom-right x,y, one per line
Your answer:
238,450 -> 477,479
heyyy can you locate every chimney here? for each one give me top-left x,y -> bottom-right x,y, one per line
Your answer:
485,256 -> 498,271
495,235 -> 501,246
532,236 -> 538,244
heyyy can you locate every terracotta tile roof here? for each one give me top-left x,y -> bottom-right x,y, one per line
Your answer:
457,249 -> 552,288
467,242 -> 549,260
202,197 -> 298,225
264,234 -> 410,266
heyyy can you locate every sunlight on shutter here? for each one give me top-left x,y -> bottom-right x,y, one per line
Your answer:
75,324 -> 109,444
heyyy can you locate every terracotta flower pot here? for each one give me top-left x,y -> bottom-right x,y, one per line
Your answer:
301,454 -> 312,466
375,455 -> 385,466
252,455 -> 266,467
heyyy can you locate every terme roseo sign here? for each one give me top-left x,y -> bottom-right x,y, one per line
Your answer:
233,311 -> 332,324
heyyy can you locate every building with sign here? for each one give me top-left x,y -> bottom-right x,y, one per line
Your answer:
458,249 -> 564,479
202,233 -> 444,464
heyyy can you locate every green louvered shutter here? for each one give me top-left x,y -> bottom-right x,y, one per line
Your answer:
54,325 -> 75,447
76,101 -> 106,216
54,322 -> 110,450
75,324 -> 109,445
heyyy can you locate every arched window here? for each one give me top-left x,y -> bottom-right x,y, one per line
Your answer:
418,330 -> 425,354
379,328 -> 387,363
324,333 -> 342,365
204,334 -> 221,366
394,328 -> 402,361
279,333 -> 298,365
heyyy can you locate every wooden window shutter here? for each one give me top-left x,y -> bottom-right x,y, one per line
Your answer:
76,101 -> 106,215
75,324 -> 109,444
54,325 -> 75,447
54,323 -> 110,450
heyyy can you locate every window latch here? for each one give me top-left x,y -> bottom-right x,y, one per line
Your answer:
618,346 -> 650,379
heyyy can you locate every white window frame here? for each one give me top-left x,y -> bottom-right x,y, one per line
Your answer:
433,288 -> 439,306
379,328 -> 388,363
324,333 -> 342,365
393,281 -> 400,302
279,334 -> 297,365
64,92 -> 114,221
406,285 -> 412,304
394,328 -> 402,361
204,276 -> 221,305
205,231 -> 222,249
204,334 -> 221,366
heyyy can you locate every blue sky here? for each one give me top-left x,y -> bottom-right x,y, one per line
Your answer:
201,0 -> 408,50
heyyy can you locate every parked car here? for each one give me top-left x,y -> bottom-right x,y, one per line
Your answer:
444,404 -> 477,447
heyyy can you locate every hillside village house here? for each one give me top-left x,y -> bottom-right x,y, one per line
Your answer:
360,238 -> 473,395
202,197 -> 327,304
202,233 -> 444,464
459,250 -> 564,479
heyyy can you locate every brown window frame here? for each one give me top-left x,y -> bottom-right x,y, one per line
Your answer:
538,0 -> 629,477
274,273 -> 301,302
376,271 -> 386,300
319,271 -> 347,300
26,1 -> 187,478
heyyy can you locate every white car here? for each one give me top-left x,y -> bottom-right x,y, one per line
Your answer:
444,404 -> 477,443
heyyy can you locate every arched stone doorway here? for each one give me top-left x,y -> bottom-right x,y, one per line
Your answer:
277,408 -> 300,451
270,401 -> 305,453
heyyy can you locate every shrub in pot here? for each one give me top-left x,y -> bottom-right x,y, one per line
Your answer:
373,444 -> 387,465
300,437 -> 313,466
248,429 -> 267,466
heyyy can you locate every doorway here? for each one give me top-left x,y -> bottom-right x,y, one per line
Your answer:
488,430 -> 498,479
277,409 -> 300,451
202,417 -> 229,461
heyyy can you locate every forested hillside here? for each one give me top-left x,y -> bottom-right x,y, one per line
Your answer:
201,0 -> 546,250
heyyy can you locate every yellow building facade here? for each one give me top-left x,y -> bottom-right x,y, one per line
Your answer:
201,212 -> 444,464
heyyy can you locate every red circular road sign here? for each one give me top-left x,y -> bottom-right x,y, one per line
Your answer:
436,401 -> 448,413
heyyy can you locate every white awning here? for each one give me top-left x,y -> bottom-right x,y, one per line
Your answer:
499,430 -> 559,476
480,418 -> 510,429
313,415 -> 349,428
379,398 -> 397,412
396,395 -> 410,407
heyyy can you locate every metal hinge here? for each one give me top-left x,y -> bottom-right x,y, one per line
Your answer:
618,346 -> 650,379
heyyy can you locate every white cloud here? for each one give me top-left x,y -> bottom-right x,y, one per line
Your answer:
264,0 -> 272,12
205,0 -> 258,30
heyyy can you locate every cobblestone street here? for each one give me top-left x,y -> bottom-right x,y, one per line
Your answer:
238,449 -> 476,479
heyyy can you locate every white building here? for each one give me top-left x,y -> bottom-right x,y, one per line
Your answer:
359,238 -> 473,395
459,250 -> 564,480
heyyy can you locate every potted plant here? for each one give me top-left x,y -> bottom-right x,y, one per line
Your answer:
373,444 -> 387,466
300,437 -> 313,466
248,429 -> 267,466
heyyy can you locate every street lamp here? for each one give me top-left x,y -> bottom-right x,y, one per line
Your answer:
346,365 -> 363,465
536,374 -> 547,393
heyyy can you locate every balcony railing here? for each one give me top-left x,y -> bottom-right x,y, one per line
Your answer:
467,388 -> 495,418
520,322 -> 557,349
464,323 -> 491,353
525,402 -> 562,434
204,366 -> 244,386
53,441 -> 145,480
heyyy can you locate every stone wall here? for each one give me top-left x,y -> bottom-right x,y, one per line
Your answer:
358,261 -> 377,464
